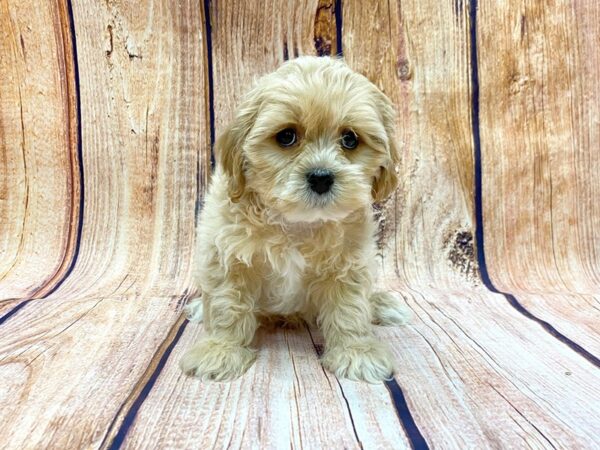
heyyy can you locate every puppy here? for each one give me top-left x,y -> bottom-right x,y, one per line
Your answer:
180,56 -> 407,383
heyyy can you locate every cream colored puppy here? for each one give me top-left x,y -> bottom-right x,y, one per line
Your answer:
180,56 -> 407,383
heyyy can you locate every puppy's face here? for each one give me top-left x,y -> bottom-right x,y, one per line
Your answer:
218,57 -> 399,223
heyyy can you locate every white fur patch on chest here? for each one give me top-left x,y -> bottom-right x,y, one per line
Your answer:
260,246 -> 307,315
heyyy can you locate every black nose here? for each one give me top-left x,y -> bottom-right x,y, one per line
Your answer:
307,169 -> 334,195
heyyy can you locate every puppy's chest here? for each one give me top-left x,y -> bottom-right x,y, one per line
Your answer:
257,233 -> 334,314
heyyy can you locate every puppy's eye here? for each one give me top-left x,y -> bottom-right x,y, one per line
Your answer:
275,128 -> 297,147
341,130 -> 359,150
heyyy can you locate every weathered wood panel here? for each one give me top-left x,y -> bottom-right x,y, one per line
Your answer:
1,1 -> 599,449
0,1 -> 209,448
0,298 -> 26,319
95,292 -> 600,449
0,0 -> 79,300
479,0 -> 600,293
210,0 -> 337,129
121,324 -> 409,449
47,0 -> 209,300
0,295 -> 182,449
514,293 -> 600,356
384,288 -> 600,448
307,327 -> 412,448
343,0 -> 479,289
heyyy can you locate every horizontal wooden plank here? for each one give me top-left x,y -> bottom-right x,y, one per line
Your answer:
514,293 -> 600,357
0,295 -> 182,449
384,288 -> 600,448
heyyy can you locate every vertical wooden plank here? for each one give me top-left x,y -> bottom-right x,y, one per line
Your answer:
479,0 -> 600,293
48,0 -> 209,299
210,0 -> 337,129
343,0 -> 479,289
0,0 -> 79,300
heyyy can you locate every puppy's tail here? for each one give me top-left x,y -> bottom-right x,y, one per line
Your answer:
370,291 -> 411,326
183,297 -> 204,323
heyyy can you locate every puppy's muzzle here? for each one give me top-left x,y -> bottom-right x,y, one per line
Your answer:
306,169 -> 334,195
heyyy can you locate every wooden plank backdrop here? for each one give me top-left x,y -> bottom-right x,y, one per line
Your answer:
344,0 -> 479,289
0,0 -> 79,300
0,1 -> 599,449
479,0 -> 600,294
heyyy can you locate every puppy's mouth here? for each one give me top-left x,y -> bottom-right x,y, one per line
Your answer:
304,188 -> 336,207
276,190 -> 353,223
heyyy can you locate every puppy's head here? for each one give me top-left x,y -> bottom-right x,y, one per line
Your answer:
217,56 -> 399,223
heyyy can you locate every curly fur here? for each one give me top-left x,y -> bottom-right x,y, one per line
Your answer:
180,56 -> 408,383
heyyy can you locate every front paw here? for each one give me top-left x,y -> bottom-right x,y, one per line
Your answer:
321,337 -> 395,383
180,339 -> 256,381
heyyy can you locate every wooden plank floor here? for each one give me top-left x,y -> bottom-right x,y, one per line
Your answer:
3,290 -> 595,449
512,293 -> 600,358
0,295 -> 182,448
1,1 -> 599,449
120,323 -> 410,449
386,289 -> 599,448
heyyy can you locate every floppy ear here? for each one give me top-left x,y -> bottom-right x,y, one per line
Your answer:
372,92 -> 400,203
216,122 -> 246,201
216,98 -> 260,202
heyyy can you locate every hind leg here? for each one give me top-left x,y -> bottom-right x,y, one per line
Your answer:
370,291 -> 410,326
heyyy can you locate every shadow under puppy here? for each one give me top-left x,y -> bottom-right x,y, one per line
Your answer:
181,56 -> 408,383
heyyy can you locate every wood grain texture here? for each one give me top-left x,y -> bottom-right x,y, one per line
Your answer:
47,0 -> 209,300
479,0 -> 600,293
0,1 -> 209,448
0,298 -> 26,318
101,292 -> 600,449
515,293 -> 600,356
343,0 -> 479,289
0,0 -> 79,300
384,288 -> 600,448
1,1 -> 600,449
121,324 -> 409,449
307,327 -> 412,449
0,295 -> 181,449
210,0 -> 337,129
